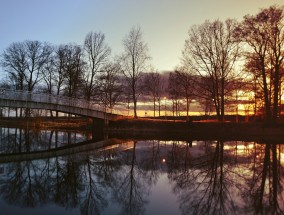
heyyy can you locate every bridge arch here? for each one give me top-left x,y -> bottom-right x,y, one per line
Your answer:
0,88 -> 127,121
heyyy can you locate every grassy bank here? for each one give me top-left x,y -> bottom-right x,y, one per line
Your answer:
1,117 -> 284,142
108,118 -> 284,142
0,117 -> 93,130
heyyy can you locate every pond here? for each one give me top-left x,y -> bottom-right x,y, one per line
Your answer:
0,127 -> 283,215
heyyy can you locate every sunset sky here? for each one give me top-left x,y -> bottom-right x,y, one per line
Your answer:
0,0 -> 282,72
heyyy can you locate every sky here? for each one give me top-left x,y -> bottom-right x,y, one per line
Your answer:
0,0 -> 283,72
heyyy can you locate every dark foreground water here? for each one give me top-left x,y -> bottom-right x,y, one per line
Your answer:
0,127 -> 284,215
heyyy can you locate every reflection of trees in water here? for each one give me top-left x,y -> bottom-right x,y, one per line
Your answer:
138,140 -> 161,186
0,128 -> 31,153
243,143 -> 284,215
0,129 -> 122,215
168,141 -> 241,215
79,149 -> 121,215
0,136 -> 161,215
168,140 -> 284,215
0,127 -> 88,154
0,160 -> 49,207
167,141 -> 192,180
4,131 -> 284,215
0,128 -> 18,153
53,156 -> 83,208
80,158 -> 108,215
111,141 -> 148,215
0,151 -> 119,214
111,141 -> 161,215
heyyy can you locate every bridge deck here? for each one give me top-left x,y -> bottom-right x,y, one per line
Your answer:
0,89 -> 127,120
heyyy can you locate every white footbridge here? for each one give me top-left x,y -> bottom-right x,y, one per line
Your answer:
0,88 -> 128,121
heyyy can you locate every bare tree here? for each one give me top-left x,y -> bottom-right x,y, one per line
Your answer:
143,71 -> 163,117
119,26 -> 151,118
84,32 -> 111,101
243,54 -> 264,117
175,70 -> 194,120
41,47 -> 56,117
168,72 -> 182,116
1,40 -> 52,116
1,40 -> 52,92
266,7 -> 284,120
61,44 -> 85,98
235,6 -> 284,122
98,62 -> 123,111
41,46 -> 55,94
182,19 -> 240,121
53,45 -> 67,96
1,42 -> 26,90
24,41 -> 52,92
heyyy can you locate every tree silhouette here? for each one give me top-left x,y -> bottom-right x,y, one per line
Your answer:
182,19 -> 240,121
235,6 -> 284,122
119,26 -> 151,118
84,32 -> 111,101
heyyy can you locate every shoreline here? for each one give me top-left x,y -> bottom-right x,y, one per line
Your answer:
0,117 -> 93,130
1,117 -> 284,142
108,118 -> 284,142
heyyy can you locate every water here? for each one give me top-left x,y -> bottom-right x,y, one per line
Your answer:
0,127 -> 284,215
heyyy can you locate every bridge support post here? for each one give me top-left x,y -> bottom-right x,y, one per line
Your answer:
92,118 -> 104,130
104,118 -> 109,130
92,118 -> 109,129
92,118 -> 107,140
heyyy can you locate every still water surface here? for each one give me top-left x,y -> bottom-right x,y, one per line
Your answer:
0,127 -> 283,215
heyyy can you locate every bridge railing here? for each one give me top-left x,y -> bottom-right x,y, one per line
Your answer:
0,88 -> 131,116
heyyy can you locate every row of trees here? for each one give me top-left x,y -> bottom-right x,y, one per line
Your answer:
180,5 -> 284,122
148,5 -> 284,122
1,5 -> 284,122
0,27 -> 151,118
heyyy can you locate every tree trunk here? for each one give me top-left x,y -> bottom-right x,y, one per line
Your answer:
153,97 -> 156,117
133,95 -> 137,118
158,98 -> 161,117
261,62 -> 271,121
272,63 -> 280,121
186,97 -> 190,121
221,77 -> 225,122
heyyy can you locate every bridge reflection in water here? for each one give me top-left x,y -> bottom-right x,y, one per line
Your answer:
0,127 -> 284,214
0,138 -> 124,163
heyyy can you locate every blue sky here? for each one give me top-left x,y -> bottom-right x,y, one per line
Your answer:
0,0 -> 282,71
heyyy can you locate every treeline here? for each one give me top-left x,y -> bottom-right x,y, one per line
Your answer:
1,5 -> 284,122
0,27 -> 150,118
180,5 -> 284,122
